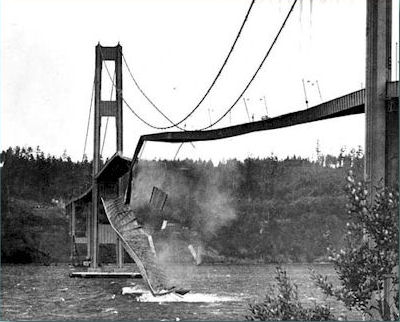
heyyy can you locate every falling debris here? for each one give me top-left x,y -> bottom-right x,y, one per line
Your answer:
150,186 -> 168,211
188,244 -> 202,265
188,245 -> 197,261
148,235 -> 156,254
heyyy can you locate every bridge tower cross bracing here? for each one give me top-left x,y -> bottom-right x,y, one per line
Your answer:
91,43 -> 124,269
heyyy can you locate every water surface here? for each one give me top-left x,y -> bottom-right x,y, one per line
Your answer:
1,263 -> 362,320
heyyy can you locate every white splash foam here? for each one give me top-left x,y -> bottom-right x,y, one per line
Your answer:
122,287 -> 238,303
138,293 -> 238,303
103,308 -> 118,314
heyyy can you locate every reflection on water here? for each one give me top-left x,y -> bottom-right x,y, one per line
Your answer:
1,263 -> 362,320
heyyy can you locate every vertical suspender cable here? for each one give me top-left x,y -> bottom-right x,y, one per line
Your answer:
243,97 -> 251,122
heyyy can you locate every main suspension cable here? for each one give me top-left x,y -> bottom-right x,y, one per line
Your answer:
122,54 -> 184,130
198,0 -> 298,131
100,0 -> 296,132
82,76 -> 95,162
121,0 -> 256,130
100,48 -> 181,130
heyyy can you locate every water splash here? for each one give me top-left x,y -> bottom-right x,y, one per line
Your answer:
122,287 -> 239,303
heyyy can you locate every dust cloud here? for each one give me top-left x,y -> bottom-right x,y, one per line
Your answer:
129,160 -> 238,240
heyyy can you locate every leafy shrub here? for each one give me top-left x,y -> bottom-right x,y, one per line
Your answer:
247,266 -> 335,320
311,171 -> 399,320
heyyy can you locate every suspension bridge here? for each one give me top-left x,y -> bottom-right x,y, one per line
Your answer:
67,0 -> 398,301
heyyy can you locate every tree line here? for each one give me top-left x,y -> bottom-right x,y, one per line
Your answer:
1,145 -> 364,263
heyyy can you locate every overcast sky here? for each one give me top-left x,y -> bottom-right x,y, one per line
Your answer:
2,0 -> 399,163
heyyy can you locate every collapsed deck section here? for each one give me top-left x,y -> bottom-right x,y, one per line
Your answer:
101,196 -> 174,296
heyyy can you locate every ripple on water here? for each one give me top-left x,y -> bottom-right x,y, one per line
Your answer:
1,263 -> 363,320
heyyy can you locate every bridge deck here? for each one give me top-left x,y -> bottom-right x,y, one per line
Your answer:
68,81 -> 398,206
125,81 -> 398,203
142,88 -> 366,144
138,81 -> 397,145
128,81 -> 396,156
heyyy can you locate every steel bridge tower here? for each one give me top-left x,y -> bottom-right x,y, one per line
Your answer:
365,0 -> 397,190
90,43 -> 124,269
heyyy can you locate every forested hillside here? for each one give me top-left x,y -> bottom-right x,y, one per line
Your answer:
1,146 -> 92,263
1,145 -> 363,263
